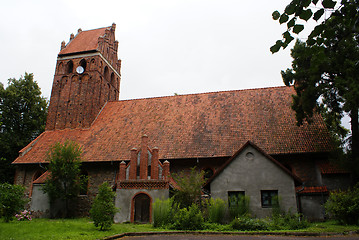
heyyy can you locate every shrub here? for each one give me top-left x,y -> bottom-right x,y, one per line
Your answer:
230,216 -> 269,231
325,184 -> 359,225
271,212 -> 309,230
208,198 -> 227,224
153,198 -> 176,227
15,210 -> 32,221
0,183 -> 27,222
228,195 -> 250,219
172,204 -> 204,230
171,167 -> 205,209
90,182 -> 117,230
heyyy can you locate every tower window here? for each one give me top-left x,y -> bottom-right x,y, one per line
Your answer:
67,61 -> 73,74
79,59 -> 87,72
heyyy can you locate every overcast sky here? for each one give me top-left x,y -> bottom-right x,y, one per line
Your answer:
1,0 -> 303,101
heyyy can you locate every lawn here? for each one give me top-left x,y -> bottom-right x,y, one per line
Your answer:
0,218 -> 167,240
0,218 -> 358,240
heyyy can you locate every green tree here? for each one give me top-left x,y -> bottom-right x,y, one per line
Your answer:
90,182 -> 117,231
43,140 -> 87,218
171,167 -> 205,209
0,183 -> 27,222
271,0 -> 359,178
0,73 -> 48,183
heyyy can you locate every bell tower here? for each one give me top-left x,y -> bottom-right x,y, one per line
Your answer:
46,24 -> 121,130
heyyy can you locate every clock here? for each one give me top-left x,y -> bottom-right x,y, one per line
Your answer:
76,66 -> 84,74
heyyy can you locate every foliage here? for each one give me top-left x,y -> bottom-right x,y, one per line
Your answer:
271,212 -> 310,230
325,184 -> 359,225
271,0 -> 359,52
228,194 -> 250,220
0,183 -> 27,222
43,140 -> 87,218
171,204 -> 204,230
230,216 -> 269,231
272,0 -> 359,178
15,210 -> 32,221
207,198 -> 227,224
152,198 -> 177,228
90,182 -> 117,231
171,167 -> 205,209
0,73 -> 47,183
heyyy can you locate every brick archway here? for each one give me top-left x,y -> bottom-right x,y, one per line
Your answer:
131,192 -> 152,223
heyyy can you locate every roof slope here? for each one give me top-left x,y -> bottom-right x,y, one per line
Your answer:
59,27 -> 108,55
204,141 -> 303,187
13,86 -> 332,164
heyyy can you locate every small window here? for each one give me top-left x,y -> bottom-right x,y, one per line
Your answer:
203,168 -> 214,179
228,191 -> 245,208
261,190 -> 278,208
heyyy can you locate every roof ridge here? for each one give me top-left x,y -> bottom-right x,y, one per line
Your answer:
118,85 -> 291,102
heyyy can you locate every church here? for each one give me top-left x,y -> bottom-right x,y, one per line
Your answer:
12,24 -> 350,222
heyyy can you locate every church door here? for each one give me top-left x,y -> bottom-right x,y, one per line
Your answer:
134,193 -> 150,223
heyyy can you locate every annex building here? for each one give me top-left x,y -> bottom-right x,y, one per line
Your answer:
12,24 -> 350,222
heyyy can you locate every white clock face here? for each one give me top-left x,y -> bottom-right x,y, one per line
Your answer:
76,66 -> 84,74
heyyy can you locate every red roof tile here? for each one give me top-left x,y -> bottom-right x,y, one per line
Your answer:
13,86 -> 333,164
318,162 -> 349,174
59,27 -> 108,55
33,171 -> 51,184
296,186 -> 328,194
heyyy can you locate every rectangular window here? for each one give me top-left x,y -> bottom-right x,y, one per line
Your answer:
261,190 -> 278,208
228,191 -> 245,208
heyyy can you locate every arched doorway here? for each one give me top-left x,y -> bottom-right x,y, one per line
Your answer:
132,193 -> 151,223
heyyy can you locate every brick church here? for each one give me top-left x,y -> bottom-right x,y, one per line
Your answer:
13,24 -> 350,222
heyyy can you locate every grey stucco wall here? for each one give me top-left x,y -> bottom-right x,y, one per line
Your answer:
299,194 -> 328,220
210,145 -> 297,218
114,188 -> 169,223
30,184 -> 50,218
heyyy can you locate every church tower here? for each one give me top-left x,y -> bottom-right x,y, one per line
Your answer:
46,24 -> 121,130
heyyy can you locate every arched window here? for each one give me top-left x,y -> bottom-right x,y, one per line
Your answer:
79,170 -> 88,195
57,62 -> 64,75
79,59 -> 87,72
67,60 -> 73,74
104,66 -> 109,82
110,73 -> 115,86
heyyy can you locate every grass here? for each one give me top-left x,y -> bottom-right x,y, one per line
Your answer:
0,218 -> 167,240
0,218 -> 358,240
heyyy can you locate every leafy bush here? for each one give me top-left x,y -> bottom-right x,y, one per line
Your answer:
0,183 -> 27,222
230,216 -> 269,231
153,198 -> 177,227
325,184 -> 359,225
271,212 -> 309,230
208,198 -> 227,224
90,182 -> 117,230
228,195 -> 250,219
172,204 -> 204,230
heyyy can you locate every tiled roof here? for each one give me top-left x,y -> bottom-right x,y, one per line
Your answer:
13,86 -> 333,164
296,186 -> 328,194
318,162 -> 349,174
33,171 -> 50,184
59,27 -> 108,55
